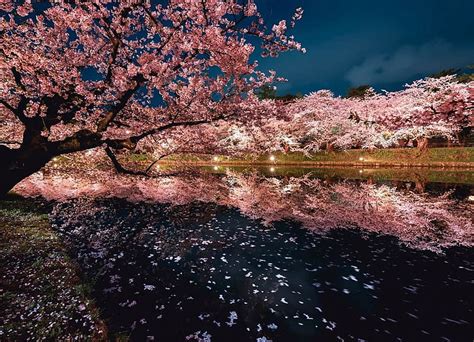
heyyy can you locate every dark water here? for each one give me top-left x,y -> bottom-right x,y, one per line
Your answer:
50,191 -> 474,341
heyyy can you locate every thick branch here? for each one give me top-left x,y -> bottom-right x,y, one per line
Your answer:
0,99 -> 16,113
97,74 -> 145,132
104,108 -> 231,151
0,140 -> 22,146
49,130 -> 103,155
11,67 -> 26,91
131,118 -> 216,143
15,96 -> 29,124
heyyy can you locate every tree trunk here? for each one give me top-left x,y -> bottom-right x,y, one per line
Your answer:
0,143 -> 52,197
397,139 -> 408,148
416,137 -> 429,152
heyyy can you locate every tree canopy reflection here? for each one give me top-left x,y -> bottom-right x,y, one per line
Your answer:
15,168 -> 473,252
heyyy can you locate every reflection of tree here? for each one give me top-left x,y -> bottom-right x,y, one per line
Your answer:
223,173 -> 473,252
17,169 -> 473,252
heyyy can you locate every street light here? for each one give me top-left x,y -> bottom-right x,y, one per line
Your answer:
269,155 -> 276,162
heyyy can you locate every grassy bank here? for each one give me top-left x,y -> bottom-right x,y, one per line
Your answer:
156,147 -> 474,168
0,196 -> 107,340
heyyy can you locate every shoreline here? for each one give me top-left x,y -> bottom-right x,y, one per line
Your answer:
158,160 -> 474,169
0,196 -> 107,340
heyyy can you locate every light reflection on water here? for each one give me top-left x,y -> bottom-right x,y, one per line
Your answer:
16,168 -> 474,340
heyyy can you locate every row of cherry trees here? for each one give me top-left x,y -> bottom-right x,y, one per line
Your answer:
210,76 -> 473,155
132,75 -> 473,160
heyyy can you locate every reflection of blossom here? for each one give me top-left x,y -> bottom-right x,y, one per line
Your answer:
14,168 -> 473,252
226,311 -> 238,327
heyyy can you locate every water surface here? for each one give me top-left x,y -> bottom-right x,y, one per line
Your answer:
22,168 -> 472,341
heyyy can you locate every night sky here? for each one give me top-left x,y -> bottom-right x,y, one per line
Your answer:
256,0 -> 474,96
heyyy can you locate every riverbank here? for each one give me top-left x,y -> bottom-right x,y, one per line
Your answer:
155,147 -> 474,168
0,196 -> 107,340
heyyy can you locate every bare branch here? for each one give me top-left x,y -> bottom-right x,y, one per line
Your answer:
104,146 -> 150,176
104,146 -> 179,178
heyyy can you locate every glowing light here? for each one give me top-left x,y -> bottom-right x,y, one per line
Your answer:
213,156 -> 219,162
359,157 -> 364,161
469,196 -> 474,202
270,167 -> 275,173
359,170 -> 363,174
52,157 -> 58,162
213,166 -> 219,171
53,163 -> 58,168
269,155 -> 276,162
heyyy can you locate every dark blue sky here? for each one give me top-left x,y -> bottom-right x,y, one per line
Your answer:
256,0 -> 474,96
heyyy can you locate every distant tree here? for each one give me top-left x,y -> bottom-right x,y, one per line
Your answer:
276,92 -> 303,102
429,68 -> 461,79
256,85 -> 303,102
456,73 -> 474,83
346,85 -> 371,98
256,85 -> 277,100
429,66 -> 474,83
456,65 -> 474,83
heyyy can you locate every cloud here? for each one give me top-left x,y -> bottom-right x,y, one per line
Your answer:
260,30 -> 393,94
345,39 -> 474,86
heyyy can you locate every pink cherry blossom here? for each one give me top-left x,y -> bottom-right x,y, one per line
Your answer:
0,1 -> 303,195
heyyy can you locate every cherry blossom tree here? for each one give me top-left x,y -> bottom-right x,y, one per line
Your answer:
274,76 -> 473,153
94,75 -> 474,160
0,1 -> 304,196
186,77 -> 472,157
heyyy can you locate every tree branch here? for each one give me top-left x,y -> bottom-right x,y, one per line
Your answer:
49,129 -> 103,155
104,146 -> 149,176
130,118 -> 218,143
0,99 -> 16,113
97,74 -> 145,132
11,67 -> 26,91
15,96 -> 29,125
0,140 -> 22,146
